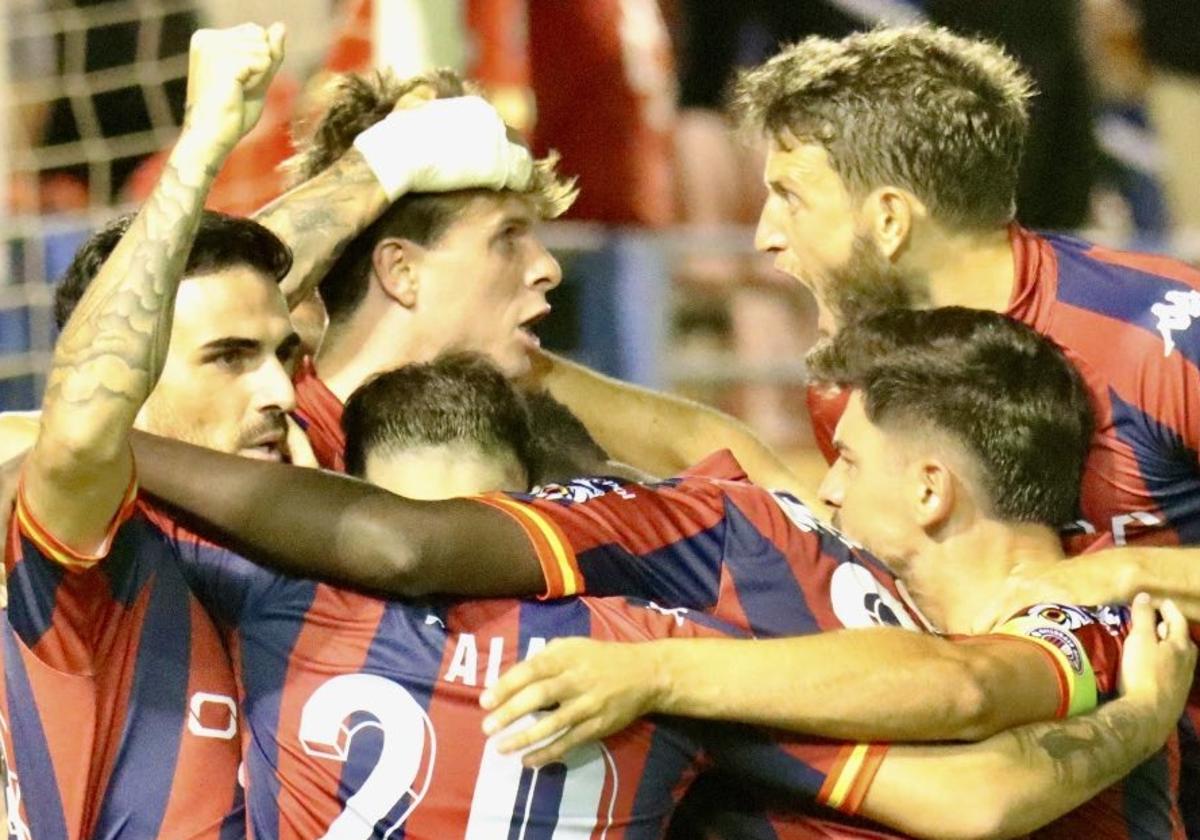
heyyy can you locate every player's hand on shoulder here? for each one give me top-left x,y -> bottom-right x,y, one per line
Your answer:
1119,593 -> 1195,729
479,637 -> 664,767
184,22 -> 286,152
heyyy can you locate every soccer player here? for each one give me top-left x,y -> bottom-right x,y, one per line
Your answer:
127,309 -> 1190,836
730,26 -> 1200,829
274,68 -> 823,505
481,308 -> 1196,835
0,23 -> 291,837
284,69 -> 574,471
126,350 -> 1185,839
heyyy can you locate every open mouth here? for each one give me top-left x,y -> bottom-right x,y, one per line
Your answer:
241,439 -> 284,461
517,308 -> 551,349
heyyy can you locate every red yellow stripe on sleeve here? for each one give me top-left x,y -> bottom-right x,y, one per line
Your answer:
985,616 -> 1099,719
15,474 -> 138,570
818,742 -> 889,815
471,494 -> 582,598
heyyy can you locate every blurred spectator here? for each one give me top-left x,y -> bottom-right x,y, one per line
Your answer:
1135,0 -> 1200,255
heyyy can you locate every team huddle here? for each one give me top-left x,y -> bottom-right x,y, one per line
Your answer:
3,18 -> 1200,840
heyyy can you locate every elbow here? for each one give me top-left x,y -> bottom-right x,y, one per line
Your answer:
346,508 -> 435,597
940,658 -> 1004,742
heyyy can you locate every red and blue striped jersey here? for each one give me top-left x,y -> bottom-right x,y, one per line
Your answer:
475,450 -> 930,638
808,224 -> 1200,832
0,483 -> 244,840
292,355 -> 346,472
154,525 -> 883,840
812,225 -> 1200,552
474,460 -> 1183,837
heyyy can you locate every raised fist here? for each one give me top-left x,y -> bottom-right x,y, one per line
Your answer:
184,22 -> 286,150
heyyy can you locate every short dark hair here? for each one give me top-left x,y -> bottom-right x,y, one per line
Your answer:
290,70 -> 575,325
807,307 -> 1093,526
54,210 -> 293,330
732,25 -> 1033,229
342,352 -> 535,481
523,390 -> 610,485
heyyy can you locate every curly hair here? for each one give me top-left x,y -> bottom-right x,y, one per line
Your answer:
732,26 -> 1034,230
288,69 -> 576,324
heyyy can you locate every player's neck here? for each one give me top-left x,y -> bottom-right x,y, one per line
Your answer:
316,308 -> 425,403
914,519 -> 1065,634
919,225 -> 1016,315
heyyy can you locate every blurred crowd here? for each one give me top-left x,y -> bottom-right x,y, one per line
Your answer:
4,0 -> 1200,438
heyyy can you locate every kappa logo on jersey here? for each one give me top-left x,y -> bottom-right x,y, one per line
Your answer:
532,477 -> 637,504
1151,288 -> 1200,357
829,564 -> 919,631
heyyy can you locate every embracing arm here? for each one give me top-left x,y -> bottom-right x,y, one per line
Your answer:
130,431 -> 547,596
861,596 -> 1195,839
978,545 -> 1200,632
529,350 -> 825,509
480,625 -> 1073,765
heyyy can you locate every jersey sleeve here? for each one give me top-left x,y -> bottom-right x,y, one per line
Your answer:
690,723 -> 888,818
142,507 -> 281,629
472,475 -> 734,606
4,475 -> 141,673
995,603 -> 1128,703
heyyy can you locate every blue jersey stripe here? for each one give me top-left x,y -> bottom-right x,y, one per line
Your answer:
239,579 -> 317,840
573,528 -> 724,610
354,600 -> 446,840
1049,235 -> 1200,367
92,560 -> 193,839
7,534 -> 65,646
625,726 -> 705,840
1108,390 -> 1200,542
2,618 -> 69,839
721,499 -> 819,638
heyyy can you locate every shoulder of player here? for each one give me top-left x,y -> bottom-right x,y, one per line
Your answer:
581,595 -> 747,641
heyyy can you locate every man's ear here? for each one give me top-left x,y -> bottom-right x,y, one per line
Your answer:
863,186 -> 926,261
912,457 -> 955,532
372,237 -> 421,309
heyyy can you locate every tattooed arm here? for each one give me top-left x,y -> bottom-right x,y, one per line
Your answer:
252,149 -> 385,310
857,596 -> 1196,839
22,24 -> 284,553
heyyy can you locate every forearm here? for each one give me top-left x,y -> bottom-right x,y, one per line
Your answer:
252,148 -> 386,308
532,351 -> 820,506
864,695 -> 1163,839
27,129 -> 225,546
40,130 -> 221,460
646,630 -> 1061,742
130,431 -> 546,596
1081,547 -> 1200,619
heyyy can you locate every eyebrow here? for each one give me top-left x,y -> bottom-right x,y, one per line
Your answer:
199,337 -> 261,356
